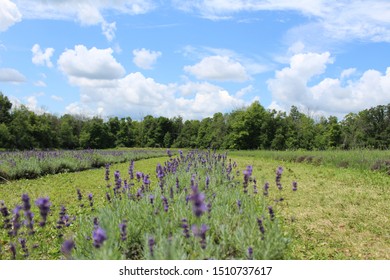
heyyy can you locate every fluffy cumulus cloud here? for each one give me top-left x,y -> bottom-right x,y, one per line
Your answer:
184,55 -> 249,82
175,0 -> 390,42
31,44 -> 54,67
64,72 -> 245,119
57,45 -> 247,119
0,68 -> 26,83
57,45 -> 126,85
268,51 -> 390,117
0,0 -> 22,32
132,48 -> 162,69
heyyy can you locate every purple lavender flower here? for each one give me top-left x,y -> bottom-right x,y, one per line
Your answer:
92,227 -> 107,248
19,238 -> 29,257
25,210 -> 34,234
253,179 -> 258,194
167,149 -> 172,158
237,200 -> 242,212
205,175 -> 210,189
247,247 -> 253,260
156,164 -> 164,180
77,189 -> 82,201
0,201 -> 10,218
35,197 -> 51,227
268,206 -> 275,221
10,206 -> 22,236
276,166 -> 283,190
9,242 -> 16,259
0,201 -> 11,229
56,205 -> 67,229
119,220 -> 127,241
191,224 -> 209,249
148,237 -> 155,257
21,193 -> 31,212
292,181 -> 298,191
181,218 -> 190,238
106,192 -> 111,203
136,171 -> 143,182
243,165 -> 253,193
128,160 -> 134,180
189,185 -> 207,218
88,193 -> 93,207
149,194 -> 155,205
175,177 -> 180,193
143,174 -> 151,189
161,196 -> 169,212
105,163 -> 110,181
136,188 -> 143,199
263,182 -> 270,196
257,217 -> 265,236
93,217 -> 99,227
61,239 -> 75,258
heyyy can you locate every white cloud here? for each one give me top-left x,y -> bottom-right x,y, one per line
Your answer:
64,70 -> 246,120
268,51 -> 390,117
340,68 -> 356,79
0,67 -> 26,83
57,45 -> 126,85
34,80 -> 47,87
184,55 -> 249,82
235,85 -> 253,98
102,21 -> 116,42
132,48 -> 162,69
0,0 -> 22,32
175,0 -> 390,43
13,0 -> 156,39
31,44 -> 54,67
51,95 -> 63,102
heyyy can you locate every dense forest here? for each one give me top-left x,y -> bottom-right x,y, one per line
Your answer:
1,92 -> 390,150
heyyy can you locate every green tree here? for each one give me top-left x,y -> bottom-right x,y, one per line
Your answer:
0,92 -> 12,124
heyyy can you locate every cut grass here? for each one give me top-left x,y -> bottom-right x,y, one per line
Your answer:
231,154 -> 390,259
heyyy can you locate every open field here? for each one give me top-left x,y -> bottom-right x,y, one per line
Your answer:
231,153 -> 390,259
1,149 -> 389,259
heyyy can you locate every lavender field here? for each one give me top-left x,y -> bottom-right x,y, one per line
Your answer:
0,149 -> 299,260
1,149 -> 389,260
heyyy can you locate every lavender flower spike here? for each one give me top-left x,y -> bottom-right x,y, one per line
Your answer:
192,224 -> 209,249
61,239 -> 75,258
148,237 -> 155,257
292,181 -> 298,191
35,197 -> 51,227
92,227 -> 107,248
189,185 -> 207,218
119,220 -> 127,241
276,166 -> 283,190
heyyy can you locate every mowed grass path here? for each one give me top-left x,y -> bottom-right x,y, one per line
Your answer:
232,155 -> 390,259
0,156 -> 166,210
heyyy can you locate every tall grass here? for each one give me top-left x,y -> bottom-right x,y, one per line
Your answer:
229,149 -> 390,174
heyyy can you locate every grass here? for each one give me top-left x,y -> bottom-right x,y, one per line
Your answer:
229,149 -> 390,174
230,152 -> 390,259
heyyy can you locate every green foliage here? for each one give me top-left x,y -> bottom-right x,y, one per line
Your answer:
1,91 -> 390,151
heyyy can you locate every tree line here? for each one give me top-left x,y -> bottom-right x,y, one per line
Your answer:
1,92 -> 390,150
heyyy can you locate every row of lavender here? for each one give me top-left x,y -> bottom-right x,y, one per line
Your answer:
0,149 -> 298,259
0,149 -> 167,181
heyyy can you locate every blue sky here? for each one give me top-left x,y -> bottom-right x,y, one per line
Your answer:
1,0 -> 390,120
